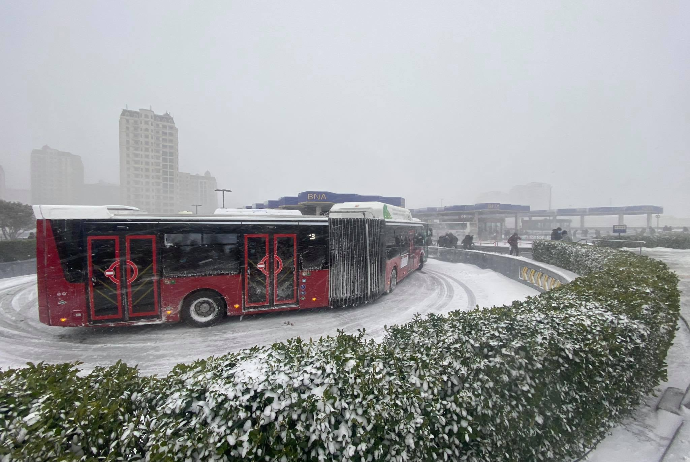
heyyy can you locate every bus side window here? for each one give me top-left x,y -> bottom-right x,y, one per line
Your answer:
204,233 -> 240,275
398,230 -> 409,253
414,229 -> 425,246
386,228 -> 400,259
300,230 -> 328,270
162,233 -> 239,277
52,219 -> 85,283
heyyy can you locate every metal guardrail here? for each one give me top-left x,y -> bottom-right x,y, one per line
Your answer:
429,246 -> 574,292
430,245 -> 532,257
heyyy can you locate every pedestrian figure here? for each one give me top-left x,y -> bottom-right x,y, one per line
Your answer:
448,232 -> 458,249
561,230 -> 572,242
461,234 -> 474,250
507,232 -> 521,256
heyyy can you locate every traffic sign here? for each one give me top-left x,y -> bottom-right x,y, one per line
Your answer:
613,225 -> 627,234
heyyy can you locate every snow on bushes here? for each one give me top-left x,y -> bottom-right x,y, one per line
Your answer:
0,242 -> 680,461
597,233 -> 690,249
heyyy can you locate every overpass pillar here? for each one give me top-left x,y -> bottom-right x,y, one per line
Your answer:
580,215 -> 585,229
618,214 -> 624,225
647,213 -> 652,228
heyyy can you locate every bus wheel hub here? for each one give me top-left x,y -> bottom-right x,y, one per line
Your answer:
193,300 -> 215,317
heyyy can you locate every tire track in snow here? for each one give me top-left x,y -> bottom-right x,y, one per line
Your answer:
425,269 -> 477,310
0,260 -> 529,375
328,269 -> 459,339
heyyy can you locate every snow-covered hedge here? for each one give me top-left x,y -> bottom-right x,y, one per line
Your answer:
0,242 -> 680,461
597,233 -> 690,249
0,239 -> 35,263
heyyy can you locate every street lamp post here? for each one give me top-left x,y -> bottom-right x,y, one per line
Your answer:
656,214 -> 661,233
215,188 -> 232,209
192,204 -> 202,214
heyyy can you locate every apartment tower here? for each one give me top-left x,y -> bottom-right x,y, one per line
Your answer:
119,108 -> 178,213
30,145 -> 84,205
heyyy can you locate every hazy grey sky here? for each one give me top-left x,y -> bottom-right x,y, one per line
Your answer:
1,1 -> 689,213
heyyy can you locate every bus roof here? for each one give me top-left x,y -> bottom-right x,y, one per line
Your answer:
329,202 -> 416,221
214,208 -> 302,216
33,205 -> 313,221
33,205 -> 145,220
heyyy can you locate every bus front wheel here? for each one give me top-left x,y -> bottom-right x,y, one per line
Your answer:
183,290 -> 225,327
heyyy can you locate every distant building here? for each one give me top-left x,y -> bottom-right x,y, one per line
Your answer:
80,181 -> 121,206
176,171 -> 218,214
509,182 -> 551,211
4,188 -> 30,204
246,191 -> 405,215
476,182 -> 552,211
119,108 -> 179,213
0,166 -> 5,200
30,145 -> 84,205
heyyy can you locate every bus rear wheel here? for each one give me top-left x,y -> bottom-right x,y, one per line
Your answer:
183,291 -> 225,327
388,268 -> 397,294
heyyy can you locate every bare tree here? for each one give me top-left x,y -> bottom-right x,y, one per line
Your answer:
0,201 -> 35,240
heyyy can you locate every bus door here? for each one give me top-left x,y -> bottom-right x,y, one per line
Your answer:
87,235 -> 159,322
244,234 -> 297,309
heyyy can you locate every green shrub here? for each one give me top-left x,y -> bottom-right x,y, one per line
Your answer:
0,239 -> 35,263
0,242 -> 680,461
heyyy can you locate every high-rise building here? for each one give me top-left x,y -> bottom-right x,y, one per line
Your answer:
176,170 -> 218,214
119,108 -> 178,213
30,145 -> 84,205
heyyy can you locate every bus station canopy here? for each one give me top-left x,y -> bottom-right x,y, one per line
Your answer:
410,203 -> 664,221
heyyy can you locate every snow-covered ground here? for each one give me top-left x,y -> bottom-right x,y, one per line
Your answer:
586,248 -> 690,462
0,259 -> 536,376
474,239 -> 534,248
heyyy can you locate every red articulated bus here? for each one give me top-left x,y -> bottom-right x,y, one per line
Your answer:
34,202 -> 427,328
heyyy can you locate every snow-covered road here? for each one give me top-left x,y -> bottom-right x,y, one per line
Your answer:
0,259 -> 537,376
